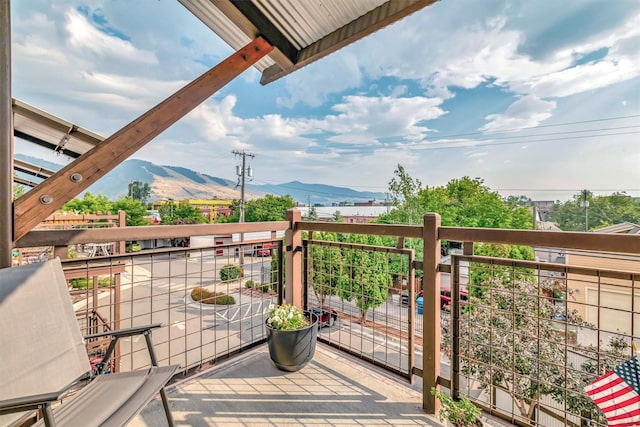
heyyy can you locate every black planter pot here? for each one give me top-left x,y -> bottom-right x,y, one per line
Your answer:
266,311 -> 318,372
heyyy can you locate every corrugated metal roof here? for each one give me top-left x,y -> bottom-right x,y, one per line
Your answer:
12,99 -> 104,187
12,98 -> 104,159
180,0 -> 439,84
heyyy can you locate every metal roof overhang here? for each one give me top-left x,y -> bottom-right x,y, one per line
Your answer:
179,0 -> 439,85
13,98 -> 103,158
12,98 -> 104,187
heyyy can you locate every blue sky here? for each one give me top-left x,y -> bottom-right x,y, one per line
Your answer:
11,0 -> 640,202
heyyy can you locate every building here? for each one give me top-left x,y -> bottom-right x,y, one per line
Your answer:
297,205 -> 389,223
152,199 -> 234,223
566,222 -> 640,338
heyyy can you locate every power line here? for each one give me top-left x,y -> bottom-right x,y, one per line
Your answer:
402,114 -> 640,140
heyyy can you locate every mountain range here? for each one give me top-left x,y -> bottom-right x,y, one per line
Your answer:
15,155 -> 387,206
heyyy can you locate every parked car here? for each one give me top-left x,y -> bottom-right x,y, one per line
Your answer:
440,287 -> 468,310
312,306 -> 338,328
401,288 -> 468,310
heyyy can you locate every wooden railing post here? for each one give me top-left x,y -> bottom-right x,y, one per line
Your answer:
285,209 -> 303,308
423,213 -> 441,414
0,0 -> 12,269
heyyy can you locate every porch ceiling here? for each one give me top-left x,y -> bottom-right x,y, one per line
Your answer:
179,0 -> 440,84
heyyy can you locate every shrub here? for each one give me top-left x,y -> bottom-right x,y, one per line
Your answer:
69,276 -> 114,290
214,294 -> 235,305
245,280 -> 255,288
191,287 -> 235,305
431,388 -> 481,427
220,264 -> 241,281
191,287 -> 211,301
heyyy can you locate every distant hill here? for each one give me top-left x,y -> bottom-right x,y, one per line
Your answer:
251,181 -> 387,206
15,155 -> 386,205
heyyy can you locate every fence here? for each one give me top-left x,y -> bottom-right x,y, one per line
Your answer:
449,252 -> 639,427
63,240 -> 282,376
303,238 -> 416,378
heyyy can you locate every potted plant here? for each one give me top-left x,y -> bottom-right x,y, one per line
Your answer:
431,388 -> 484,427
265,304 -> 318,372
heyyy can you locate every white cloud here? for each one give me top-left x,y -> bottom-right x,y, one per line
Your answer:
10,1 -> 640,200
481,95 -> 556,132
66,9 -> 157,64
277,54 -> 362,108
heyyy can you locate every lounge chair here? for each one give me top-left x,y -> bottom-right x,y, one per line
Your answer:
0,258 -> 178,426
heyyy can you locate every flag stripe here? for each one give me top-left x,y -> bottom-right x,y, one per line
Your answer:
608,412 -> 640,427
585,372 -> 622,395
585,356 -> 640,426
589,379 -> 629,402
594,386 -> 637,406
606,406 -> 640,422
600,394 -> 640,417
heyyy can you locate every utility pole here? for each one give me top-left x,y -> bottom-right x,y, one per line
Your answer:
233,150 -> 254,224
580,189 -> 589,232
233,150 -> 254,274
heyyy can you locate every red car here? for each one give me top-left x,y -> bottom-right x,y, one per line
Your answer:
440,287 -> 468,310
312,306 -> 338,328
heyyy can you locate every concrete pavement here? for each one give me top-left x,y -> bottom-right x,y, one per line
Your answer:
130,343 -> 443,427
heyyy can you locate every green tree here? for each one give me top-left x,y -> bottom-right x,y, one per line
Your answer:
551,191 -> 640,231
378,175 -> 532,229
13,180 -> 25,200
245,195 -> 295,222
111,196 -> 149,226
442,277 -> 586,423
63,192 -> 112,214
377,173 -> 533,264
217,195 -> 295,223
128,180 -> 150,204
469,243 -> 535,299
387,164 -> 423,224
340,234 -> 392,324
504,195 -> 532,206
388,164 -> 422,205
159,200 -> 207,225
332,210 -> 344,222
309,232 -> 344,306
305,206 -> 319,221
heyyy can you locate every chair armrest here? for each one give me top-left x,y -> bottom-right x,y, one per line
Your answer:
84,323 -> 165,374
0,385 -> 76,414
84,323 -> 163,340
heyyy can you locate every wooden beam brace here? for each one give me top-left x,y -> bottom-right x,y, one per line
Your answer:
213,0 -> 295,71
261,0 -> 438,85
13,37 -> 273,240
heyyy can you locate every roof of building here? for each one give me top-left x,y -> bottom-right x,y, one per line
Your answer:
595,222 -> 640,235
180,0 -> 439,84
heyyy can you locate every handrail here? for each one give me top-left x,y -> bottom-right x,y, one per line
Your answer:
440,226 -> 640,254
15,221 -> 289,247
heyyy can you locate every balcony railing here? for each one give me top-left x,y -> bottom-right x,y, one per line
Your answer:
13,211 -> 640,426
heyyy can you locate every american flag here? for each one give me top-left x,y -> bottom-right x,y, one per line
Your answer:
585,356 -> 640,426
